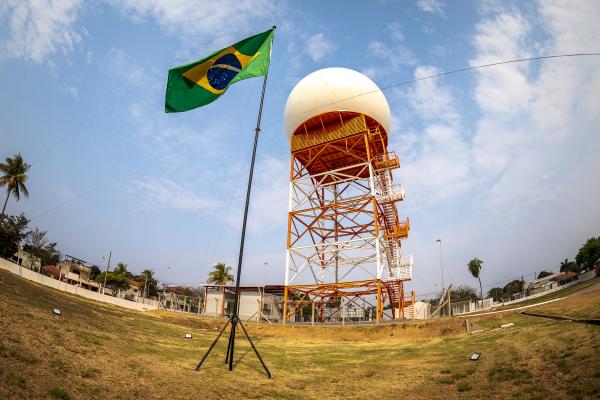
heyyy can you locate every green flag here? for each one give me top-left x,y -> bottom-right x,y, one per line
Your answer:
165,28 -> 274,113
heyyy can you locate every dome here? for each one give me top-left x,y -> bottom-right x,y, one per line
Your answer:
284,67 -> 391,140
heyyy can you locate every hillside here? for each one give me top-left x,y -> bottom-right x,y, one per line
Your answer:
1,269 -> 599,399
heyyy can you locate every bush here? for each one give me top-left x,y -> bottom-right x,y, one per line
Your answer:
48,387 -> 70,399
457,382 -> 471,392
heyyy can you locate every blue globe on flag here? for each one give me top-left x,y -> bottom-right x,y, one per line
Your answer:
207,54 -> 242,90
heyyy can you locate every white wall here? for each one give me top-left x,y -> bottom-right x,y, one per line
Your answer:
0,257 -> 158,312
203,289 -> 261,320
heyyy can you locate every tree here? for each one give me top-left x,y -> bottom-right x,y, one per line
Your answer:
537,271 -> 554,279
39,242 -> 61,266
0,213 -> 29,258
503,279 -> 524,299
138,269 -> 158,297
89,265 -> 101,280
23,235 -> 61,267
0,153 -> 31,217
559,258 -> 578,273
26,228 -> 47,271
450,285 -> 479,302
96,262 -> 130,295
575,237 -> 600,271
467,257 -> 484,305
206,262 -> 234,316
113,262 -> 129,276
95,271 -> 129,293
487,287 -> 504,302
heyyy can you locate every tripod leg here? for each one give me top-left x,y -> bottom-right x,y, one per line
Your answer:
228,317 -> 237,371
238,320 -> 272,379
225,325 -> 234,364
195,318 -> 231,371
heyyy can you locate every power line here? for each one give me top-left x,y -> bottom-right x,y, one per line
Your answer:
266,52 -> 600,128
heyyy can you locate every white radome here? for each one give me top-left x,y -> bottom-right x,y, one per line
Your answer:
284,67 -> 391,140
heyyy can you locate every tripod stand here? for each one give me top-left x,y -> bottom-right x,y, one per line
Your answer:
194,73 -> 272,379
194,313 -> 271,378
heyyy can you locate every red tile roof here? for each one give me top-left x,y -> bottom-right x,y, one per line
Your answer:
555,271 -> 577,282
128,279 -> 143,288
42,265 -> 61,279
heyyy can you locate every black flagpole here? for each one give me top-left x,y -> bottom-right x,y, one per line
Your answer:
195,27 -> 274,379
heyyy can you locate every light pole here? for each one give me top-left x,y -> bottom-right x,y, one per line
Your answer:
102,250 -> 111,295
436,239 -> 444,292
263,262 -> 269,286
143,273 -> 148,300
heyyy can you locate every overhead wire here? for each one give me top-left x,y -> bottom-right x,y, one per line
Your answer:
261,52 -> 600,130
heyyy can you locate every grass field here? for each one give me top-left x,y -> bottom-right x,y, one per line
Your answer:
1,269 -> 599,400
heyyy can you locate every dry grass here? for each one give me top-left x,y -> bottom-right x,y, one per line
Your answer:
1,269 -> 599,400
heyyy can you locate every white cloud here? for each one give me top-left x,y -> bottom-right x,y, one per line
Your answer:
222,156 -> 290,234
407,65 -> 459,124
133,178 -> 215,212
305,32 -> 335,62
0,0 -> 82,63
387,1 -> 600,293
390,65 -> 471,204
364,22 -> 416,80
417,0 -> 445,16
108,0 -> 280,50
62,85 -> 78,98
103,47 -> 162,91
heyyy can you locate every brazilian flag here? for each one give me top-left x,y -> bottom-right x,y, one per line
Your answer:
165,28 -> 275,113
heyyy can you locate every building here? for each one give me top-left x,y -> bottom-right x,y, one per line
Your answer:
555,271 -> 578,286
202,285 -> 288,322
126,279 -> 143,298
524,273 -> 559,296
56,255 -> 100,292
11,246 -> 41,271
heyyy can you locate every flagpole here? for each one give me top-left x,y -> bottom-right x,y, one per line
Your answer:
195,26 -> 274,379
225,27 -> 275,376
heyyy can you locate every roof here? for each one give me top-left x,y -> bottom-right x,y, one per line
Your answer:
128,279 -> 143,288
555,271 -> 577,282
42,265 -> 61,279
202,284 -> 286,295
164,286 -> 200,296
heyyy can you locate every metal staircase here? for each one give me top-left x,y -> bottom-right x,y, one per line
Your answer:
373,154 -> 412,281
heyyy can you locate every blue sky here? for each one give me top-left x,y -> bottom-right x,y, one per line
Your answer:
1,0 -> 599,298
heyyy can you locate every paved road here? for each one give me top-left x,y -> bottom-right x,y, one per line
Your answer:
573,280 -> 600,295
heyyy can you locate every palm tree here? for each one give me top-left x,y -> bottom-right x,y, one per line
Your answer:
0,153 -> 31,217
113,262 -> 128,276
467,258 -> 484,307
207,262 -> 234,316
140,268 -> 155,297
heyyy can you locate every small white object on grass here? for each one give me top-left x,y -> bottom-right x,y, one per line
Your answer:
500,323 -> 514,329
52,308 -> 61,315
470,352 -> 481,361
184,333 -> 192,339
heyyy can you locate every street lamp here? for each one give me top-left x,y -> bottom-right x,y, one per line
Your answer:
436,239 -> 444,291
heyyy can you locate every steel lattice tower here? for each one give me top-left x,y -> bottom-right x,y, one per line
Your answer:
282,68 -> 413,323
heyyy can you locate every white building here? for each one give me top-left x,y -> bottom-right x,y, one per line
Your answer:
202,285 -> 288,322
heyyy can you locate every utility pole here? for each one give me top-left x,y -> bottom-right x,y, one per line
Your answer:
143,273 -> 149,300
102,251 -> 111,295
436,239 -> 444,292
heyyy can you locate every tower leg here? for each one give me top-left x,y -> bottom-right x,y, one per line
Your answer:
376,280 -> 382,323
283,286 -> 288,324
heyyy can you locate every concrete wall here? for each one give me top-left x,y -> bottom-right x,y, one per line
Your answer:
204,289 -> 261,320
404,301 -> 430,319
0,257 -> 158,312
